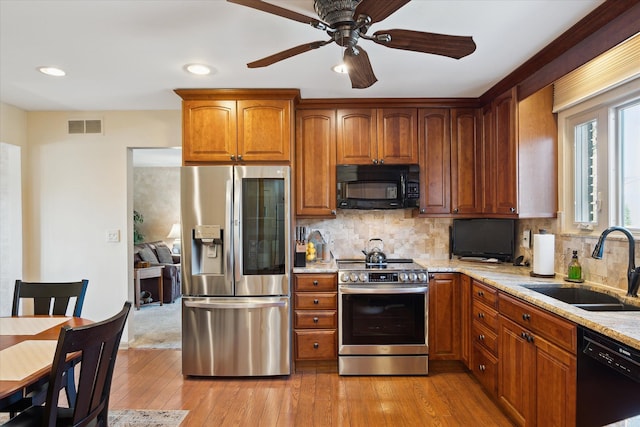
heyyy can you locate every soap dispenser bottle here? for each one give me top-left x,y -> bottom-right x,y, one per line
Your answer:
567,250 -> 582,281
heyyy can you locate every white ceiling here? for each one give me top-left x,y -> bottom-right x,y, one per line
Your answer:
0,0 -> 604,112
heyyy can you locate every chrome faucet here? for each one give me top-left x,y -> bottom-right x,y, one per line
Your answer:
591,226 -> 640,297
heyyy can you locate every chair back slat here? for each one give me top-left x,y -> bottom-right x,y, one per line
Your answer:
43,302 -> 131,427
12,280 -> 89,317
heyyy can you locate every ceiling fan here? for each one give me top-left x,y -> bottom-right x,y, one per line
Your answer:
227,0 -> 477,89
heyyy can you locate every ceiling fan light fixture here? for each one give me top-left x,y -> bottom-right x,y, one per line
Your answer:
332,63 -> 349,74
38,66 -> 66,77
185,64 -> 212,75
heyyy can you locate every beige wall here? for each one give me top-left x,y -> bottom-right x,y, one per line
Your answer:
19,109 -> 180,341
133,166 -> 180,245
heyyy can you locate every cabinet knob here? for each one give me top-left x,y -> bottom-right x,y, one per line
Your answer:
453,208 -> 459,214
313,299 -> 319,304
331,210 -> 337,215
313,342 -> 319,349
420,208 -> 426,214
237,155 -> 243,161
479,364 -> 486,372
510,207 -> 516,213
230,155 -> 235,161
478,334 -> 485,341
379,159 -> 384,165
522,313 -> 531,321
478,312 -> 485,319
372,159 -> 378,165
313,280 -> 319,286
477,290 -> 484,297
313,317 -> 319,323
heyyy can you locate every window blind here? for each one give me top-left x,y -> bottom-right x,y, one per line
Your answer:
553,33 -> 640,112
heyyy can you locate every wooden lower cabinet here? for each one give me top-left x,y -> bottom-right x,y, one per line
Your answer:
293,273 -> 338,364
498,293 -> 577,427
428,273 -> 461,360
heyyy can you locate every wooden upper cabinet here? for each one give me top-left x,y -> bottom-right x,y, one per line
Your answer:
176,89 -> 298,164
336,109 -> 377,164
493,89 -> 518,215
336,108 -> 418,165
237,99 -> 291,162
451,108 -> 482,215
182,100 -> 237,163
377,108 -> 418,164
295,110 -> 337,217
418,108 -> 451,215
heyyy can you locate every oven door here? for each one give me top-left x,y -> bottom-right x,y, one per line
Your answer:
339,285 -> 428,356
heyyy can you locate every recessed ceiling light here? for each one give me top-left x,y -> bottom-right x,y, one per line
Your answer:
332,63 -> 348,74
38,66 -> 66,77
185,64 -> 212,75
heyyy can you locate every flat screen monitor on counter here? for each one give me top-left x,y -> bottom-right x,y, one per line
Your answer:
451,218 -> 515,262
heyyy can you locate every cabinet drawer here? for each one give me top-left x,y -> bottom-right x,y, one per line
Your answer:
472,280 -> 498,308
498,293 -> 576,353
294,310 -> 337,329
472,301 -> 499,331
295,293 -> 337,310
295,330 -> 337,360
472,344 -> 498,397
472,320 -> 498,355
295,274 -> 337,292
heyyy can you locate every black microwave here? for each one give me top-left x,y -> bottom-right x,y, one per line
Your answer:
337,164 -> 420,209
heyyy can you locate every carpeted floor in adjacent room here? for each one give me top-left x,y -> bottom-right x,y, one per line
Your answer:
131,297 -> 181,349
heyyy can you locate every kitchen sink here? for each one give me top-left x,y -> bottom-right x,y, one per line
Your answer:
522,284 -> 640,312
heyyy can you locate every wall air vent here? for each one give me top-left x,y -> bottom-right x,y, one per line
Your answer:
68,119 -> 103,134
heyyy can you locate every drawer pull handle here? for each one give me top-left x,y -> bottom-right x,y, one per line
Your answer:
520,332 -> 535,343
313,317 -> 319,323
479,364 -> 486,372
478,312 -> 485,319
313,280 -> 319,286
313,342 -> 319,349
478,334 -> 485,341
313,299 -> 319,305
477,291 -> 484,297
522,313 -> 531,321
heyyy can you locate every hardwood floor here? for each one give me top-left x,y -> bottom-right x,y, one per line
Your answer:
109,349 -> 514,426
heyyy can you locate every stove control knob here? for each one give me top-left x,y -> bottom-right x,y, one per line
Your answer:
418,273 -> 428,282
399,273 -> 408,282
349,272 -> 359,282
358,273 -> 368,283
409,273 -> 418,282
340,272 -> 351,283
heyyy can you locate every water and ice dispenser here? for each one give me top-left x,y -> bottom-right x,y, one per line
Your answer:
191,225 -> 223,275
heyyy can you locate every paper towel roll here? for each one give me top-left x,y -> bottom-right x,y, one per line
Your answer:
533,233 -> 555,276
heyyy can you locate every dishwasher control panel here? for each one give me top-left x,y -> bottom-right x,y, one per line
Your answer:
583,329 -> 640,383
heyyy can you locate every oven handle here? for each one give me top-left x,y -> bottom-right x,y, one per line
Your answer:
339,286 -> 428,294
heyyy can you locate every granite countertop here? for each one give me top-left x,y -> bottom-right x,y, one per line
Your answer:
292,258 -> 640,350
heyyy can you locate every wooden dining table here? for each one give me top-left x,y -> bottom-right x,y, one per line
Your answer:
0,316 -> 93,404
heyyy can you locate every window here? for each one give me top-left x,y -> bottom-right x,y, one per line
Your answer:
560,79 -> 640,234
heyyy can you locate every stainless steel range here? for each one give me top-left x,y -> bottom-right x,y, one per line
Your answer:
337,259 -> 429,375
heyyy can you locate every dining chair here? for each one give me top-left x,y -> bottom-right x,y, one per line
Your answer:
3,280 -> 89,417
1,302 -> 132,427
11,279 -> 89,317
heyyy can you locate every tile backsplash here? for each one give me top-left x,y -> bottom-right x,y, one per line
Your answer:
298,212 -> 638,294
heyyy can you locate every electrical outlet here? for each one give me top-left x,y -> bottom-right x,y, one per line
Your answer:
522,230 -> 531,248
106,229 -> 120,243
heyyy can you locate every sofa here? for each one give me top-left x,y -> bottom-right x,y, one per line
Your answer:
134,241 -> 181,304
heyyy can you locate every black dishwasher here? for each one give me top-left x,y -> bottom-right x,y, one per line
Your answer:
577,327 -> 640,426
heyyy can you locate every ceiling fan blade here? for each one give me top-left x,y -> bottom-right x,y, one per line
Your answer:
344,47 -> 378,89
373,29 -> 477,59
227,0 -> 328,28
354,0 -> 410,23
247,40 -> 332,68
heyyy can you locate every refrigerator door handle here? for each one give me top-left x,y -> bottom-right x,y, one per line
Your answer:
226,177 -> 235,285
184,300 -> 287,310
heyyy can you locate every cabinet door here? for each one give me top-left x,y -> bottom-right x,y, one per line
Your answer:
428,273 -> 461,360
295,110 -> 337,217
418,108 -> 451,215
237,99 -> 291,162
481,104 -> 496,213
451,108 -> 482,214
182,100 -> 237,162
499,315 -> 535,426
493,89 -> 518,215
336,109 -> 377,164
460,274 -> 471,368
377,108 -> 418,164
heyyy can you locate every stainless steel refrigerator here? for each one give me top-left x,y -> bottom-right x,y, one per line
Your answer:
181,165 -> 291,376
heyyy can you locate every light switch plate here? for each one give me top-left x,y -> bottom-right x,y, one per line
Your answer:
522,230 -> 531,248
106,229 -> 120,243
